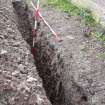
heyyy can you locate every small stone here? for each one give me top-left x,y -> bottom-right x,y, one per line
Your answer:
19,64 -> 28,74
49,43 -> 55,50
0,70 -> 2,74
4,74 -> 12,80
27,76 -> 37,82
36,94 -> 43,104
65,14 -> 71,19
13,42 -> 21,47
18,64 -> 24,69
0,49 -> 7,55
12,71 -> 20,77
20,69 -> 28,74
0,35 -> 4,39
66,35 -> 74,40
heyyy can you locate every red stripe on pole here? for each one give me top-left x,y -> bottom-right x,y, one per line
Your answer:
30,1 -> 62,42
35,9 -> 40,18
31,47 -> 36,56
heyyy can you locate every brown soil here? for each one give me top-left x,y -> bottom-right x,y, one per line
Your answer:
1,0 -> 105,105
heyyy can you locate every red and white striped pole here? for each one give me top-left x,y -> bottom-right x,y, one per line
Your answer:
30,0 -> 62,42
31,0 -> 40,55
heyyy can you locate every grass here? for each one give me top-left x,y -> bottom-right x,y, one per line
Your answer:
93,32 -> 105,42
99,53 -> 105,59
47,0 -> 97,27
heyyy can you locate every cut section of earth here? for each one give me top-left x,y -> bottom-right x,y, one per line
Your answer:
1,0 -> 105,105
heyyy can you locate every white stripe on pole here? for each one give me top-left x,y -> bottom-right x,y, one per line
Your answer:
37,0 -> 39,9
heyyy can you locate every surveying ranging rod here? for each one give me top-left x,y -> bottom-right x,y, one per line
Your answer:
30,0 -> 62,42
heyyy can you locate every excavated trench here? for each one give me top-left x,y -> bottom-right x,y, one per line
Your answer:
12,1 -> 90,105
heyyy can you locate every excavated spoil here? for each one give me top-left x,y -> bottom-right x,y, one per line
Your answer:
13,1 -> 90,105
0,0 -> 51,105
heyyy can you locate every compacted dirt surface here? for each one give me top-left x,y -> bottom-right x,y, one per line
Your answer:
39,4 -> 105,105
95,0 -> 105,7
1,0 -> 105,105
0,0 -> 51,105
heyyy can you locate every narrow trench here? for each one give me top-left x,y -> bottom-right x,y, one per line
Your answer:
12,1 -> 65,105
12,1 -> 90,105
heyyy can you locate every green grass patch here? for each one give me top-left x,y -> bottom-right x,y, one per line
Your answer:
98,52 -> 105,59
47,0 -> 80,15
47,0 -> 97,27
94,32 -> 105,42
